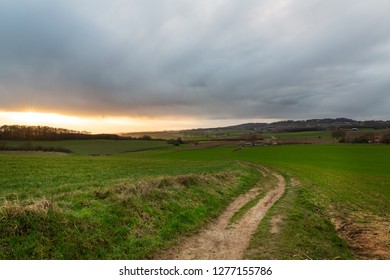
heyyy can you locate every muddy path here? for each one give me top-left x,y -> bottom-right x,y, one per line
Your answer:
158,165 -> 285,260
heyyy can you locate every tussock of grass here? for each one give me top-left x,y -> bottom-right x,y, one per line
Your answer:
1,198 -> 58,217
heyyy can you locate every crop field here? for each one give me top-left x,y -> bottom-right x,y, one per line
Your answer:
2,140 -> 170,155
163,144 -> 390,259
0,141 -> 389,259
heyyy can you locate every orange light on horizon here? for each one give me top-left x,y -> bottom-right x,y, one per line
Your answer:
3,111 -> 88,127
0,111 -> 143,133
0,111 -> 195,133
0,111 -> 283,134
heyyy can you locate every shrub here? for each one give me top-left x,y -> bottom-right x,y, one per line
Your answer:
381,133 -> 390,144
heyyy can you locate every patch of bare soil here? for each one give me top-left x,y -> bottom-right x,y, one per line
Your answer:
333,215 -> 390,260
157,167 -> 285,260
270,215 -> 283,234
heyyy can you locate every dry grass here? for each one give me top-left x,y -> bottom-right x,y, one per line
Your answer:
1,198 -> 58,217
331,211 -> 390,260
112,172 -> 237,200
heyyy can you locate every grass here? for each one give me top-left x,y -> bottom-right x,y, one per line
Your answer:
3,140 -> 171,155
0,153 -> 233,201
0,171 -> 256,259
162,144 -> 390,217
244,176 -> 355,259
123,129 -> 250,140
159,144 -> 390,259
0,149 -> 262,259
1,140 -> 389,259
235,145 -> 390,218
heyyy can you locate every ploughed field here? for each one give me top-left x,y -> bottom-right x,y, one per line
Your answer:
0,140 -> 388,259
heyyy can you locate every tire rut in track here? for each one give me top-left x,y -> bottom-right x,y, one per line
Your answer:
158,165 -> 285,260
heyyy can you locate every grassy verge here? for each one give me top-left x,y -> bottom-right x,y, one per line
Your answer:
0,162 -> 261,259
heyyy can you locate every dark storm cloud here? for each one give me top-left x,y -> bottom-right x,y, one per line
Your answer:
1,0 -> 390,120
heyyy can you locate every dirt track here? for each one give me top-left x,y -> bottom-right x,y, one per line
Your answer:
158,166 -> 285,260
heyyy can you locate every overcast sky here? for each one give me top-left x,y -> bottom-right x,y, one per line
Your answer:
1,0 -> 390,129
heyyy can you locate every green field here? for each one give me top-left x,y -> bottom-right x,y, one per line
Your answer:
161,144 -> 390,259
2,140 -> 171,155
125,129 -> 337,141
0,140 -> 389,259
125,128 -> 390,145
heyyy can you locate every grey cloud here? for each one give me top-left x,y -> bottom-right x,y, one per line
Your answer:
1,0 -> 390,121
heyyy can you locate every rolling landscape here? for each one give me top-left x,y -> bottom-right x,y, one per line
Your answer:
0,0 -> 389,265
0,121 -> 389,259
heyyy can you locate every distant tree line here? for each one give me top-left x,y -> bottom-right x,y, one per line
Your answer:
0,125 -> 157,141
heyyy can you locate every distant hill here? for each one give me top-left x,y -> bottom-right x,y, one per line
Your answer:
181,118 -> 390,133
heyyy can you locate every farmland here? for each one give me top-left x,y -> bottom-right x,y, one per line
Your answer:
163,144 -> 389,259
0,140 -> 389,259
1,139 -> 171,155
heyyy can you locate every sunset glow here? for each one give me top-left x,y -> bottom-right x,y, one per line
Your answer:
0,111 -> 141,133
0,111 -> 200,133
3,112 -> 87,127
0,111 -> 283,134
1,0 -> 389,132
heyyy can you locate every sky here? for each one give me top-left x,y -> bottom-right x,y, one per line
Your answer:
1,0 -> 389,133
